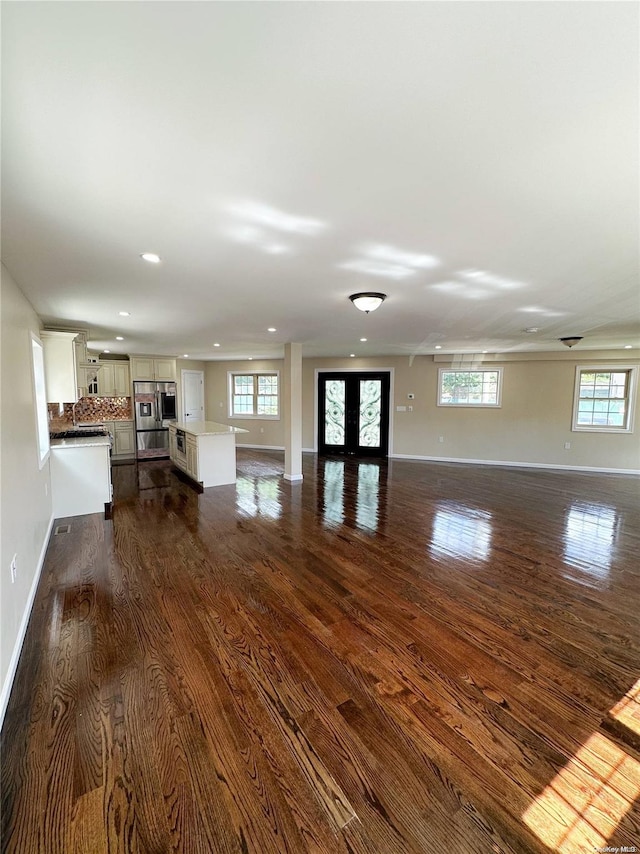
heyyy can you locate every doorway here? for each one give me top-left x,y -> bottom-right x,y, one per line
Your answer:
181,370 -> 205,422
318,372 -> 390,457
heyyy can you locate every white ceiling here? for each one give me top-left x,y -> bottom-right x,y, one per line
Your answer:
2,2 -> 638,360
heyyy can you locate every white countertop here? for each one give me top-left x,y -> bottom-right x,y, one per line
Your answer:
50,436 -> 112,449
171,420 -> 249,437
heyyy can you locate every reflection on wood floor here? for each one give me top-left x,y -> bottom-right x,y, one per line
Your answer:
2,451 -> 640,853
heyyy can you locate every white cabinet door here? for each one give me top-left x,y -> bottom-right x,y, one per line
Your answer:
130,357 -> 175,381
186,439 -> 198,480
97,363 -> 115,396
114,363 -> 131,396
41,331 -> 79,403
154,359 -> 176,381
130,357 -> 155,380
114,423 -> 135,457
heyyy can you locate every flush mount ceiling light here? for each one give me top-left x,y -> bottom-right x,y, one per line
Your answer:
349,292 -> 387,313
559,336 -> 583,348
115,336 -> 124,341
119,311 -> 130,317
141,253 -> 161,263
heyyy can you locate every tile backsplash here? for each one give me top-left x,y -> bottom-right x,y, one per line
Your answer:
48,397 -> 132,431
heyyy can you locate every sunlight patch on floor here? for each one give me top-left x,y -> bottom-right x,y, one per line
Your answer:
523,730 -> 640,852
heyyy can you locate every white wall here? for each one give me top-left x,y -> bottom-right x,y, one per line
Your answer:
0,265 -> 53,722
206,352 -> 640,472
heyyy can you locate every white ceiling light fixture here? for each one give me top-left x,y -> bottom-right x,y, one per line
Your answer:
103,349 -> 110,353
349,292 -> 386,313
559,336 -> 583,348
141,253 -> 161,264
624,345 -> 633,349
350,353 -> 355,358
183,354 -> 189,358
435,345 -> 442,350
360,337 -> 367,342
524,327 -> 540,333
115,336 -> 124,341
119,311 -> 130,317
267,327 -> 277,332
213,342 -> 220,347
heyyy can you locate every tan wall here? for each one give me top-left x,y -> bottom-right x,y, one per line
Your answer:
206,353 -> 640,472
1,265 -> 53,716
205,360 -> 285,447
305,354 -> 640,471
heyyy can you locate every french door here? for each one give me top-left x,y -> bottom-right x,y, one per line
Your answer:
318,372 -> 390,457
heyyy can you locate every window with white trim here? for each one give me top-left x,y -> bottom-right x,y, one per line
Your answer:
228,371 -> 280,419
572,366 -> 637,433
437,368 -> 503,407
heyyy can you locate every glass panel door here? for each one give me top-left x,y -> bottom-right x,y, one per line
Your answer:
325,379 -> 346,446
359,379 -> 382,447
318,373 -> 389,457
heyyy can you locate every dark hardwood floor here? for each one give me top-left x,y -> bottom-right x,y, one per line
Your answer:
2,451 -> 640,853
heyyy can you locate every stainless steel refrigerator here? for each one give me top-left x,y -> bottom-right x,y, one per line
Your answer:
134,381 -> 177,459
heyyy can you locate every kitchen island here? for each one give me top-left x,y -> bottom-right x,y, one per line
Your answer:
50,434 -> 112,518
169,421 -> 248,488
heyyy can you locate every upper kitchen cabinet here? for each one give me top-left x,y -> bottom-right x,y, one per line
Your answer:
97,361 -> 131,396
41,330 -> 79,403
130,356 -> 176,382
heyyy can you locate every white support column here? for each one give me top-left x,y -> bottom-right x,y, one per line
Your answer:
283,342 -> 303,482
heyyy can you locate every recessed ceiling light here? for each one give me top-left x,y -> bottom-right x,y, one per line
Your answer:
141,253 -> 161,263
482,350 -> 488,354
183,354 -> 189,358
625,345 -> 633,349
268,327 -> 276,333
360,337 -> 367,342
115,336 -> 124,341
350,353 -> 355,358
119,311 -> 130,317
435,345 -> 442,350
103,349 -> 110,354
248,357 -> 253,360
213,343 -> 220,347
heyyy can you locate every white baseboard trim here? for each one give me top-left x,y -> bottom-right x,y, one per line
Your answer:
0,514 -> 54,728
237,443 -> 285,451
283,473 -> 303,482
389,454 -> 640,476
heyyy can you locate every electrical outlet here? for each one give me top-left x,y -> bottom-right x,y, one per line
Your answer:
564,442 -> 571,450
438,436 -> 444,443
10,554 -> 17,583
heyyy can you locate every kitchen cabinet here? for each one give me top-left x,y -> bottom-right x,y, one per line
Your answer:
130,356 -> 176,382
105,420 -> 135,460
41,331 -> 79,403
186,435 -> 198,481
114,421 -> 135,457
50,436 -> 112,518
98,361 -> 131,396
168,421 -> 248,487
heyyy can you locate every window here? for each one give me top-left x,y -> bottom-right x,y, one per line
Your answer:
31,334 -> 50,467
228,371 -> 279,418
437,368 -> 503,407
572,366 -> 637,433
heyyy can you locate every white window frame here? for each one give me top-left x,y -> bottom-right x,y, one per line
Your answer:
228,370 -> 280,420
572,365 -> 637,433
437,367 -> 503,408
31,332 -> 51,468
